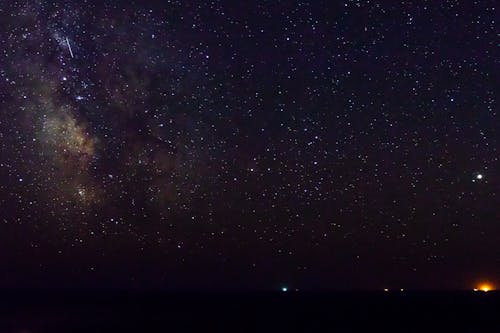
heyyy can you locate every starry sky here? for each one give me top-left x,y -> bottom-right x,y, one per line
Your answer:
0,0 -> 497,291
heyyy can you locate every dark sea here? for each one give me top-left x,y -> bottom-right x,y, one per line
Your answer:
0,291 -> 498,332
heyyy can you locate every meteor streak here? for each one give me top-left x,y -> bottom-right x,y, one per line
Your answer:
66,37 -> 74,58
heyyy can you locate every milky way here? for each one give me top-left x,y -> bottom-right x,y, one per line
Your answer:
0,1 -> 497,290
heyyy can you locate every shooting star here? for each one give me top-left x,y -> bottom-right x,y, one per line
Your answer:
66,37 -> 74,58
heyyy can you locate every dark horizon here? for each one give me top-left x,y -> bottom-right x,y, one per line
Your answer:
1,291 -> 500,332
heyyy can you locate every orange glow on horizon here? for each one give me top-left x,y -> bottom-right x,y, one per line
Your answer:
475,283 -> 494,292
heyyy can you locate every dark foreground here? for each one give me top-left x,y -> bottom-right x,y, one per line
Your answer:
0,291 -> 499,332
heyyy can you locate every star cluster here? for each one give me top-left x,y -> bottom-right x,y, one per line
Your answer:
0,1 -> 497,290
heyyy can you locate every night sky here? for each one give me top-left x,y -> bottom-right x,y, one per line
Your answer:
0,0 -> 497,291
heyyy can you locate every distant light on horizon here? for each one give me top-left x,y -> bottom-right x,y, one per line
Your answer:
475,283 -> 494,292
282,287 -> 288,292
